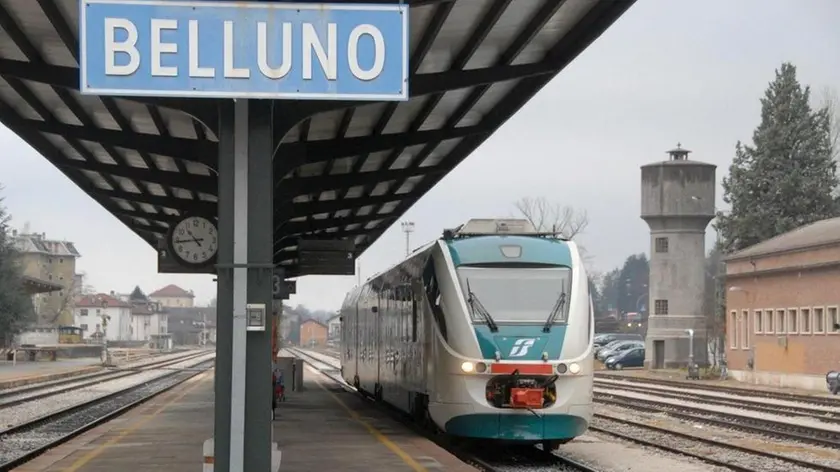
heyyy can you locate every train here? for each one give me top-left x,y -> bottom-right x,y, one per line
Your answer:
340,218 -> 594,450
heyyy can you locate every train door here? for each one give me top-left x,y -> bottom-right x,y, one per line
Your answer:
375,289 -> 382,396
352,296 -> 359,379
381,288 -> 391,400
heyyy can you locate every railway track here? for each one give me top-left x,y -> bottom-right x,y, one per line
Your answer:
0,353 -> 215,470
285,347 -> 602,472
0,350 -> 209,409
590,413 -> 840,472
594,372 -> 840,408
594,389 -> 840,449
594,378 -> 840,424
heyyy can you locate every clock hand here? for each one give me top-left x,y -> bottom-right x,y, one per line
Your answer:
174,239 -> 204,244
184,228 -> 203,247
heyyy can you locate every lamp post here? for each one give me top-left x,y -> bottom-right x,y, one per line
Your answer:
99,296 -> 111,366
401,221 -> 415,257
685,328 -> 700,379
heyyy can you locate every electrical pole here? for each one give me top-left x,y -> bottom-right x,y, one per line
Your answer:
401,221 -> 415,257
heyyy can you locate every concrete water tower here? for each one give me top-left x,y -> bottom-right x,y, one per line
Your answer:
640,144 -> 716,368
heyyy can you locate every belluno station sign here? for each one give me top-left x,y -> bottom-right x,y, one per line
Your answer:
79,0 -> 409,101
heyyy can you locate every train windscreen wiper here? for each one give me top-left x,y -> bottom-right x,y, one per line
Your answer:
543,292 -> 567,332
466,279 -> 498,332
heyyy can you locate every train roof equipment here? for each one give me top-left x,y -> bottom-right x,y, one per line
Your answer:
442,218 -> 568,241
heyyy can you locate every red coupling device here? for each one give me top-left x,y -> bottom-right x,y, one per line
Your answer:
510,388 -> 544,408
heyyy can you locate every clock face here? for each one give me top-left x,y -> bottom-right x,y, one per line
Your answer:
171,216 -> 218,265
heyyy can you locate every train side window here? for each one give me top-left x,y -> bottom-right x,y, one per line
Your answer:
411,295 -> 418,342
422,258 -> 447,340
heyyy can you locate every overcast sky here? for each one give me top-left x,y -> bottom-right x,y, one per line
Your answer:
2,0 -> 839,312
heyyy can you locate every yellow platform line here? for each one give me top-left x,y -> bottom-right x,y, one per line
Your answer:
62,370 -> 212,471
310,366 -> 428,472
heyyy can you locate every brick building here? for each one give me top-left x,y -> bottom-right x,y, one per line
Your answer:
300,319 -> 327,348
724,217 -> 840,391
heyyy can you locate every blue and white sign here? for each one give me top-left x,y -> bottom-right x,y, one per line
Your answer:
79,1 -> 409,101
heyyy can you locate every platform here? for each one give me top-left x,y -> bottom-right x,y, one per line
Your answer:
0,357 -> 102,389
15,365 -> 478,472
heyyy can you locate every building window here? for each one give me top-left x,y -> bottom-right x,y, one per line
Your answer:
80,309 -> 88,317
764,309 -> 774,334
829,307 -> 839,334
654,237 -> 669,253
814,307 -> 825,333
776,309 -> 786,334
800,308 -> 810,334
80,324 -> 88,330
787,308 -> 798,334
730,311 -> 738,348
654,299 -> 668,315
754,310 -> 763,333
741,310 -> 749,348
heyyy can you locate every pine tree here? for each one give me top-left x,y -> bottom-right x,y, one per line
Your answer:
715,63 -> 839,252
0,186 -> 34,346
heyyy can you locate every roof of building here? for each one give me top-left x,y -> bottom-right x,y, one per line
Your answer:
725,217 -> 840,261
21,275 -> 64,294
13,232 -> 81,257
301,319 -> 327,329
148,284 -> 195,298
75,293 -> 131,308
0,0 -> 635,278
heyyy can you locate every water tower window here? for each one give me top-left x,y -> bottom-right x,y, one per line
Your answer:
654,299 -> 669,315
655,237 -> 669,253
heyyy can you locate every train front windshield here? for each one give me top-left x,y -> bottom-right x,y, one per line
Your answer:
457,266 -> 571,324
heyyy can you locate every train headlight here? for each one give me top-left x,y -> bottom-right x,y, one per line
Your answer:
556,363 -> 568,374
569,363 -> 581,374
461,361 -> 475,373
475,362 -> 487,373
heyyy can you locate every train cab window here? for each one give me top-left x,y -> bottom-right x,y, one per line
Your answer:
422,258 -> 447,340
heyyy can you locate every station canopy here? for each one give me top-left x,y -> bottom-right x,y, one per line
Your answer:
0,0 -> 634,278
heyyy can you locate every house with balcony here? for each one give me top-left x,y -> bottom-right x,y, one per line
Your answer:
123,286 -> 169,345
13,226 -> 81,326
73,293 -> 132,341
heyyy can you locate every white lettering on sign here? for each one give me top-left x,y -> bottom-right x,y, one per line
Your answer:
348,25 -> 385,81
302,23 -> 336,80
102,18 -> 386,82
223,21 -> 249,79
104,18 -> 138,76
189,20 -> 214,78
151,19 -> 178,77
257,22 -> 291,80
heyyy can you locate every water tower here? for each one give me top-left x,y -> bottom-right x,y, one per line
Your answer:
640,144 -> 716,368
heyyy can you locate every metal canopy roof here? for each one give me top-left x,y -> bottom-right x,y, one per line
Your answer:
0,0 -> 634,278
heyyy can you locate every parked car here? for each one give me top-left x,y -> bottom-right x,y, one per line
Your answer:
593,333 -> 643,357
605,347 -> 645,370
596,340 -> 644,362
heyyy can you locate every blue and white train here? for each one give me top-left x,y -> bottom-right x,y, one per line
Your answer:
340,219 -> 594,449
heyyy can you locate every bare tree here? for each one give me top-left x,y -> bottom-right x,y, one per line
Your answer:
43,276 -> 85,325
513,197 -> 588,239
513,197 -> 592,265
